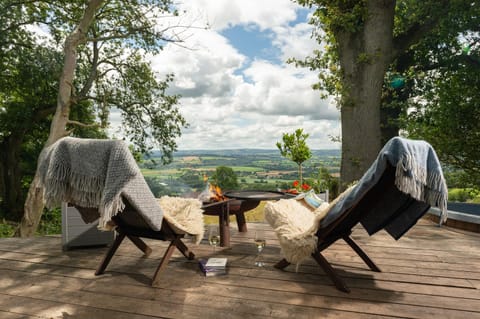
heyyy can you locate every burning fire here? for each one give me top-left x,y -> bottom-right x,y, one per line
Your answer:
198,178 -> 226,202
209,183 -> 225,202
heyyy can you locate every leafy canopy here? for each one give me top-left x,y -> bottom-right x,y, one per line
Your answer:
5,0 -> 191,164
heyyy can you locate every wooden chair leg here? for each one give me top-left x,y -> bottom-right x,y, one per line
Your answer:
343,236 -> 381,272
311,251 -> 350,293
95,231 -> 126,276
126,234 -> 152,256
151,240 -> 177,286
274,258 -> 291,270
173,237 -> 195,260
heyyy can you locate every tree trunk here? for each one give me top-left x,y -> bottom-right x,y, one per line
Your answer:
298,164 -> 303,186
337,0 -> 395,188
0,134 -> 25,221
15,0 -> 104,237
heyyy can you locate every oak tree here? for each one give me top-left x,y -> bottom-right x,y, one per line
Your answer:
294,0 -> 476,187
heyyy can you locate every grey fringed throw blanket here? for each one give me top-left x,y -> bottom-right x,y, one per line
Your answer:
321,136 -> 448,233
38,137 -> 164,231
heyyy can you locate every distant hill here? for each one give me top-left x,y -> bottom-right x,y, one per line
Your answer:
149,149 -> 340,158
141,148 -> 341,197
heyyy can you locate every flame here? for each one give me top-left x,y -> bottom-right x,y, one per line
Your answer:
209,183 -> 225,202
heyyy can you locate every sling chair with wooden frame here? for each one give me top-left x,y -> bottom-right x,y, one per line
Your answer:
37,137 -> 200,287
273,163 -> 432,293
95,203 -> 196,287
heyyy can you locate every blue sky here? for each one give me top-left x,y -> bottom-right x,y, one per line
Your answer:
111,0 -> 341,150
221,26 -> 281,65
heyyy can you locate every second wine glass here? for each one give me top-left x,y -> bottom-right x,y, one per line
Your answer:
253,230 -> 266,267
208,225 -> 220,253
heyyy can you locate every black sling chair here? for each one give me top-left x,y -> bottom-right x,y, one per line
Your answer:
273,163 -> 432,293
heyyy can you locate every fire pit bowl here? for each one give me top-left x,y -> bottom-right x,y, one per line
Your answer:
223,190 -> 289,201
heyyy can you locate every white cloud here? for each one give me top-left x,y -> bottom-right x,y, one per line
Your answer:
150,29 -> 245,98
176,0 -> 298,31
115,1 -> 341,150
273,21 -> 320,62
233,61 -> 337,119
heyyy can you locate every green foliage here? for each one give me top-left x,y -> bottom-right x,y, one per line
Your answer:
356,52 -> 373,64
1,0 -> 192,223
443,169 -> 477,189
0,42 -> 62,220
306,165 -> 339,199
382,1 -> 480,186
470,195 -> 480,204
448,188 -> 480,203
276,129 -> 312,166
0,28 -> 108,220
0,220 -> 16,237
3,0 -> 188,160
70,0 -> 188,164
179,170 -> 204,189
401,40 -> 480,187
293,1 -> 479,188
290,0 -> 368,99
211,166 -> 239,191
276,128 -> 312,184
37,208 -> 61,235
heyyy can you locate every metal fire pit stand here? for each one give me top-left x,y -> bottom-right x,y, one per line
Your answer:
202,191 -> 289,247
202,199 -> 260,247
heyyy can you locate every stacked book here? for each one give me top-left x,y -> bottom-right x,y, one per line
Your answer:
199,257 -> 228,277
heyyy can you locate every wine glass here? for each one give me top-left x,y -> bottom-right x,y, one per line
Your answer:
253,230 -> 266,267
208,225 -> 220,253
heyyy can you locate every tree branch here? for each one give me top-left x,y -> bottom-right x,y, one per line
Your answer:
392,0 -> 451,59
66,119 -> 101,128
78,36 -> 100,99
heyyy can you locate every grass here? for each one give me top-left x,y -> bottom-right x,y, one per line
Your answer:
232,166 -> 264,173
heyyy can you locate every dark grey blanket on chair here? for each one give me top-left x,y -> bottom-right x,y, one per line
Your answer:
38,137 -> 164,231
320,137 -> 448,239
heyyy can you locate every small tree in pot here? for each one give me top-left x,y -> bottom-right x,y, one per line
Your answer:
276,128 -> 312,187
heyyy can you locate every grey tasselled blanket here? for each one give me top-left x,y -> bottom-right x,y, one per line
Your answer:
321,137 -> 448,231
38,137 -> 163,231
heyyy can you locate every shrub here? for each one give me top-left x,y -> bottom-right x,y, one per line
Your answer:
37,207 -> 62,235
448,188 -> 476,202
0,220 -> 16,238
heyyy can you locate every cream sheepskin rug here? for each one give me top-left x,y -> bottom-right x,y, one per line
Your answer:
264,187 -> 353,268
157,196 -> 204,244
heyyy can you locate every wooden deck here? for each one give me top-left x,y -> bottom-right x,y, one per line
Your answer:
1,219 -> 479,319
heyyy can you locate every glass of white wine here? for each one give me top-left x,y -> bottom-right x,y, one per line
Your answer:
254,230 -> 266,267
208,225 -> 220,253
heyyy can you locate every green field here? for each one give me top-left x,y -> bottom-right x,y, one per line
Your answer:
140,149 -> 341,197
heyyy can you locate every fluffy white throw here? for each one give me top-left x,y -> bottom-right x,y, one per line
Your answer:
264,187 -> 351,267
157,196 -> 205,244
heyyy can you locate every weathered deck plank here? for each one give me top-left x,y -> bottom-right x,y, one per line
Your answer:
0,219 -> 479,318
